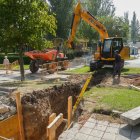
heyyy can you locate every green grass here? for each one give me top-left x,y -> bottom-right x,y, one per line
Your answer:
122,67 -> 140,75
67,66 -> 140,75
66,66 -> 90,74
0,64 -> 29,70
85,87 -> 140,112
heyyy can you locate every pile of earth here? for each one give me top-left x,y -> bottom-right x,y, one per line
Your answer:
68,74 -> 90,84
22,82 -> 81,140
90,71 -> 140,87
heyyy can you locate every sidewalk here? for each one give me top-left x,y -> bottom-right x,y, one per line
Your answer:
59,115 -> 140,140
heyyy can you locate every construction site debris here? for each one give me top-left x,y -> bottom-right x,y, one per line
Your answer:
0,104 -> 9,114
0,95 -> 16,121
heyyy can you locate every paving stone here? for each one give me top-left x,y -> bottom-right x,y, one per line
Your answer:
102,132 -> 116,140
94,124 -> 107,131
90,129 -> 104,138
106,126 -> 119,134
59,131 -> 69,138
68,127 -> 79,135
79,127 -> 92,135
97,120 -> 109,126
87,136 -> 101,140
131,131 -> 140,139
109,123 -> 121,128
73,123 -> 81,129
83,122 -> 95,129
115,135 -> 130,140
87,117 -> 97,123
75,132 -> 88,140
66,133 -> 75,140
119,128 -> 131,138
120,106 -> 140,126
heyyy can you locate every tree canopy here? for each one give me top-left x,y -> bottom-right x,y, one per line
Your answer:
0,0 -> 57,80
48,0 -> 74,39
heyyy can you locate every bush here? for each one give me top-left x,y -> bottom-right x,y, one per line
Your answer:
0,54 -> 31,64
66,52 -> 75,60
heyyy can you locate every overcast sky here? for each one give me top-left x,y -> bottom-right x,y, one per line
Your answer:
113,0 -> 140,21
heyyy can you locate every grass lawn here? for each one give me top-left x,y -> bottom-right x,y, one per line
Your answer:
0,64 -> 29,70
122,67 -> 140,75
67,66 -> 140,75
66,66 -> 90,74
84,87 -> 140,112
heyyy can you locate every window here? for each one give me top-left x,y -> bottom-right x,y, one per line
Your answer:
103,40 -> 112,52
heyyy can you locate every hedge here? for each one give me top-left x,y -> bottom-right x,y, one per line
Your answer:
0,54 -> 31,64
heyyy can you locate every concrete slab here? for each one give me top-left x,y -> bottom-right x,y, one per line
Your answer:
90,129 -> 104,138
121,106 -> 140,126
83,122 -> 95,129
87,136 -> 101,140
106,126 -> 119,134
94,124 -> 107,131
75,132 -> 88,140
59,115 -> 140,140
79,127 -> 92,135
102,132 -> 116,140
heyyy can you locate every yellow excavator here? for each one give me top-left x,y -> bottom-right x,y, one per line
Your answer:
67,2 -> 130,71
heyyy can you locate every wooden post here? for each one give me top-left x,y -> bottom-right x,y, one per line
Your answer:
47,113 -> 56,139
15,92 -> 25,140
49,113 -> 56,124
47,113 -> 63,140
68,96 -> 72,127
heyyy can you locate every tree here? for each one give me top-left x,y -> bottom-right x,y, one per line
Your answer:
76,0 -> 116,42
0,0 -> 57,81
48,0 -> 74,39
131,11 -> 140,43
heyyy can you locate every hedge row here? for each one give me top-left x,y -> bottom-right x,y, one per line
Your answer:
0,51 -> 85,64
0,55 -> 30,64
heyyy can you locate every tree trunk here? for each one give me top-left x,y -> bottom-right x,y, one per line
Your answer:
19,46 -> 25,81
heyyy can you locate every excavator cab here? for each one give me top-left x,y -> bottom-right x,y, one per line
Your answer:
102,38 -> 123,58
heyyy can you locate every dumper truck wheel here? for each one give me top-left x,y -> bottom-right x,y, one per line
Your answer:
30,60 -> 39,73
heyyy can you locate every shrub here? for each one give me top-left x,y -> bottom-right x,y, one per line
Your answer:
0,54 -> 30,64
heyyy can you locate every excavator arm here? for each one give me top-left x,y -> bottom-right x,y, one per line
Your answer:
67,2 -> 109,48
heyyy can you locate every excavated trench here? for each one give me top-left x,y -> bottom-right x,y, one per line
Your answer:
21,82 -> 81,140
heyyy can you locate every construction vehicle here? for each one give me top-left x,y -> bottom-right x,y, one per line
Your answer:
67,2 -> 130,71
25,38 -> 68,73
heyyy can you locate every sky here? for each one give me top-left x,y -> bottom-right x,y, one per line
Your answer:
113,0 -> 140,21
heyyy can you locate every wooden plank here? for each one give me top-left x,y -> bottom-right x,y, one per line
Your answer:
49,113 -> 56,124
121,106 -> 140,126
47,113 -> 63,140
47,113 -> 56,138
0,115 -> 19,140
68,96 -> 72,127
16,92 -> 25,140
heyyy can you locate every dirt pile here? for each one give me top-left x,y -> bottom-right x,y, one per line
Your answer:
68,74 -> 89,84
22,83 -> 81,140
90,71 -> 140,87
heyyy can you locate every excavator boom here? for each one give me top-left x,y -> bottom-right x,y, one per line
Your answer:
68,2 -> 109,48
